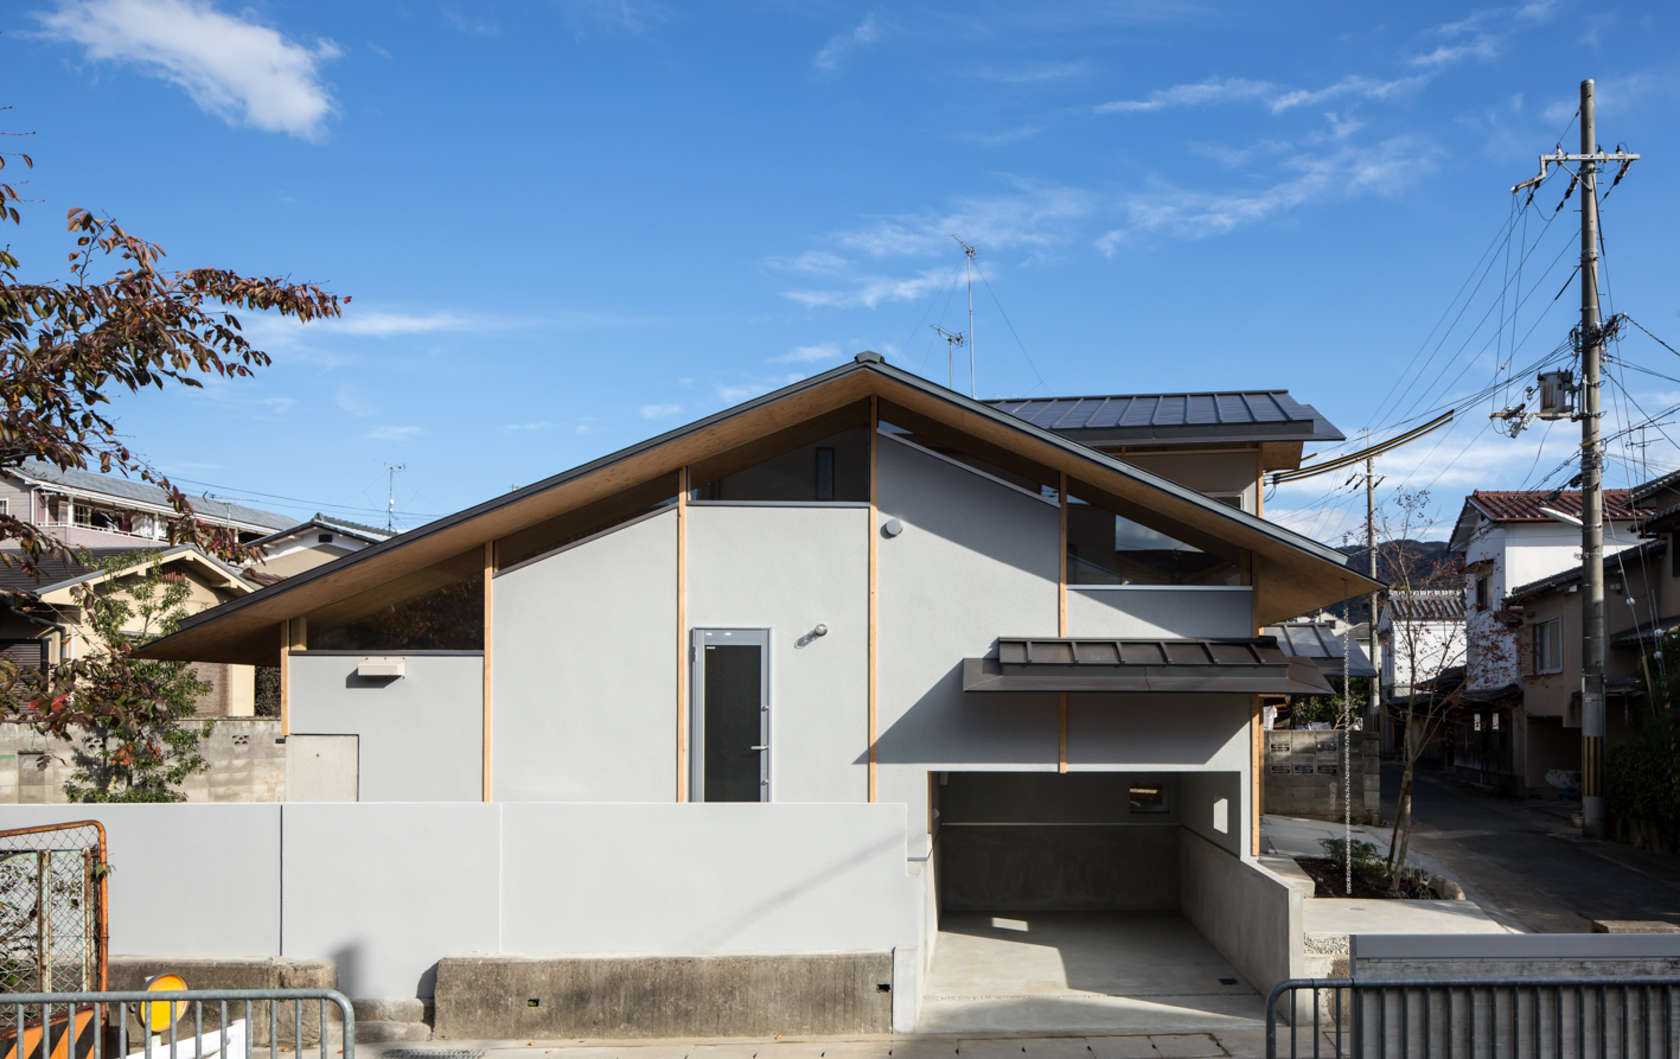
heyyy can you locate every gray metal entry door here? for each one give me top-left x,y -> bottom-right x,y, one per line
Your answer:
690,628 -> 770,802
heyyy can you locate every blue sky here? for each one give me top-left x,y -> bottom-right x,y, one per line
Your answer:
8,0 -> 1680,543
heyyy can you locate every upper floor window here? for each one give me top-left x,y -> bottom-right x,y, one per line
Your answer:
690,424 -> 869,503
1475,575 -> 1490,610
1066,491 -> 1242,587
1531,617 -> 1562,674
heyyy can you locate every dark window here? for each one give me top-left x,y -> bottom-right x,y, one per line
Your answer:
1129,783 -> 1169,814
1531,617 -> 1562,674
317,532 -> 334,544
814,447 -> 836,501
1066,495 -> 1242,586
1671,534 -> 1679,578
1475,575 -> 1490,610
306,550 -> 484,651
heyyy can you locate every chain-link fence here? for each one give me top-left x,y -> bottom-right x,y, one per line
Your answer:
0,821 -> 108,1033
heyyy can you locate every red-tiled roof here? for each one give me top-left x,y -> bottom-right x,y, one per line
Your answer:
1469,489 -> 1644,523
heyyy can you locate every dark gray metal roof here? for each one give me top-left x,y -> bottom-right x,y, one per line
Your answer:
962,636 -> 1333,695
9,459 -> 292,531
988,391 -> 1344,446
1261,622 -> 1378,678
252,512 -> 393,546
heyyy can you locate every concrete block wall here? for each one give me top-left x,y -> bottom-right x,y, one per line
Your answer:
0,719 -> 285,803
1262,728 -> 1381,826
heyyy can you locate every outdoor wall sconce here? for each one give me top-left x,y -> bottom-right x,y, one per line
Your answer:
357,657 -> 406,679
881,518 -> 904,538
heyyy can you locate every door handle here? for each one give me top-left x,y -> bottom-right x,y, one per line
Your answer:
749,745 -> 768,752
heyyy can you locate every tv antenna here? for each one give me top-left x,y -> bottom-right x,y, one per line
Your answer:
385,463 -> 406,532
931,325 -> 966,390
951,235 -> 977,396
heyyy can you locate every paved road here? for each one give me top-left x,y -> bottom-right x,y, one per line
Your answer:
1385,761 -> 1680,931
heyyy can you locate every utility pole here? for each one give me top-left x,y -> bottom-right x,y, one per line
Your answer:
952,235 -> 977,396
1366,452 -> 1381,734
385,462 -> 406,533
932,325 -> 966,391
1510,79 -> 1638,838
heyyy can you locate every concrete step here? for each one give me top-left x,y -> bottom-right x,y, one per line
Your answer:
352,998 -> 427,1024
355,1021 -> 431,1044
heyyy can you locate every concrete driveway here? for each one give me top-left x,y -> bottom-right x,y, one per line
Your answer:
916,912 -> 1266,1035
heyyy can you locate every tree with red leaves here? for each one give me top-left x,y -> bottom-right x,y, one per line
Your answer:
0,140 -> 344,734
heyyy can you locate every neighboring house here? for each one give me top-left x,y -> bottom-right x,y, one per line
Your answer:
135,354 -> 1377,1023
990,389 -> 1343,517
1378,588 -> 1467,699
1,458 -> 292,549
0,544 -> 257,715
1504,501 -> 1680,792
243,513 -> 392,585
1447,489 -> 1647,694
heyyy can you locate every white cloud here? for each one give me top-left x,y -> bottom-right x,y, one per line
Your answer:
773,343 -> 842,364
1542,71 -> 1674,122
36,0 -> 340,140
640,403 -> 682,419
334,382 -> 376,418
1268,74 -> 1430,112
764,250 -> 850,275
502,421 -> 553,433
366,425 -> 423,441
442,8 -> 498,36
813,14 -> 879,74
784,266 -> 961,311
1096,73 -> 1427,117
1410,37 -> 1500,67
1095,76 -> 1275,113
975,60 -> 1093,84
558,0 -> 667,35
1096,136 -> 1428,250
717,374 -> 804,403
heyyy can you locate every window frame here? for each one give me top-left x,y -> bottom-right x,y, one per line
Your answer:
1531,617 -> 1563,675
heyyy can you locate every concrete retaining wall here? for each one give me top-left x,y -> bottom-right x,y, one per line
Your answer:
1263,728 -> 1381,826
1177,829 -> 1305,1000
0,802 -> 919,1031
433,953 -> 894,1038
0,719 -> 285,803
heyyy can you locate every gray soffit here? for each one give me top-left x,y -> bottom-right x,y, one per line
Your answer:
1261,622 -> 1378,678
988,391 -> 1344,446
962,636 -> 1334,695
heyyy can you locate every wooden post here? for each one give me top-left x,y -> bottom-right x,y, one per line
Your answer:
676,467 -> 689,802
1251,695 -> 1264,857
1058,471 -> 1068,774
868,396 -> 879,802
482,541 -> 494,803
278,621 -> 290,737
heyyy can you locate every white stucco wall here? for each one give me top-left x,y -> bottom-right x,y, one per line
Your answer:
0,802 -> 917,1007
686,504 -> 869,803
288,653 -> 483,801
492,509 -> 678,801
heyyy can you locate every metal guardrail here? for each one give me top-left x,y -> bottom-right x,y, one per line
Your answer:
0,989 -> 354,1059
1267,976 -> 1680,1058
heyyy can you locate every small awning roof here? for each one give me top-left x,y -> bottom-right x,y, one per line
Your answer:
962,637 -> 1334,695
1261,622 -> 1378,678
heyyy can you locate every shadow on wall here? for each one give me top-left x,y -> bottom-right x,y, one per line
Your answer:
689,828 -> 907,952
864,658 -> 1057,767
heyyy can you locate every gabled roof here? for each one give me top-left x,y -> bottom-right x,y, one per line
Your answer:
1261,621 -> 1379,678
1384,588 -> 1466,622
1,545 -> 252,602
988,390 -> 1343,447
1468,489 -> 1642,523
1449,488 -> 1646,553
139,354 -> 1380,666
8,459 -> 292,531
252,512 -> 393,547
1631,468 -> 1680,502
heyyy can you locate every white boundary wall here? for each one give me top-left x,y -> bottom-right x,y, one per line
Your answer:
0,802 -> 920,1026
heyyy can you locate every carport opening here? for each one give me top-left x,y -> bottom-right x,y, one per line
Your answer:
923,770 -> 1258,1032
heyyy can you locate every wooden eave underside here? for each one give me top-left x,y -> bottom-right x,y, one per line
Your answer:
142,366 -> 1378,666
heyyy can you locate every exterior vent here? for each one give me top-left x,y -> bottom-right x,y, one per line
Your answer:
357,657 -> 405,679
